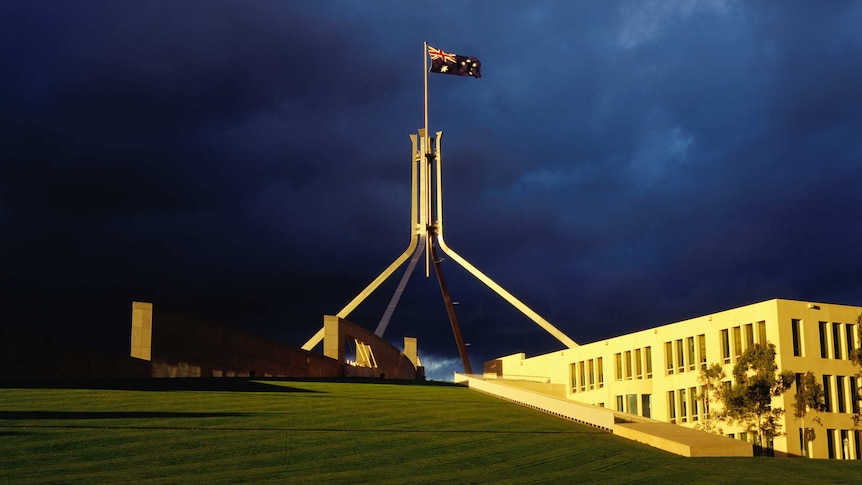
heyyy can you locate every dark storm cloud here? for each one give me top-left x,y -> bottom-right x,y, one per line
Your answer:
2,1 -> 862,371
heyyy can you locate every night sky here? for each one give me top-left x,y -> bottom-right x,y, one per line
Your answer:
3,1 -> 862,379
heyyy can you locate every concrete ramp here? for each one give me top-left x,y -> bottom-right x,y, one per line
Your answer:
614,422 -> 751,457
455,373 -> 752,457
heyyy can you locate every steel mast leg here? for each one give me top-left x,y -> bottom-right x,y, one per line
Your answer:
375,233 -> 426,336
429,233 -> 472,374
432,131 -> 578,350
301,235 -> 419,350
302,132 -> 425,351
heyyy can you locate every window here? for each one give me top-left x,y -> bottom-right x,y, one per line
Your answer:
615,353 -> 622,380
641,394 -> 652,418
856,430 -> 861,462
625,350 -> 633,380
840,430 -> 849,460
827,429 -> 836,459
665,342 -> 674,374
597,357 -> 604,388
791,319 -> 802,356
833,323 -> 843,360
733,326 -> 742,361
837,376 -> 846,414
680,388 -> 688,422
799,428 -> 807,458
668,390 -> 676,423
616,395 -> 624,412
690,386 -> 699,421
676,339 -> 684,372
644,346 -> 652,378
744,323 -> 754,351
820,321 -> 829,358
627,394 -> 638,416
757,320 -> 767,345
698,334 -> 707,369
847,324 -> 856,360
824,375 -> 832,412
570,363 -> 577,391
686,337 -> 695,371
851,377 -> 859,414
721,329 -> 731,364
579,361 -> 586,392
588,359 -> 595,389
634,348 -> 643,379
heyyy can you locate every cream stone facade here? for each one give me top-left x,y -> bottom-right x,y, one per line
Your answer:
489,299 -> 862,459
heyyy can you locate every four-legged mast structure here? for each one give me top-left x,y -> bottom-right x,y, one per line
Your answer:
303,130 -> 578,373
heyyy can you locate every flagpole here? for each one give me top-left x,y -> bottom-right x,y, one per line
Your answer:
423,41 -> 428,152
423,41 -> 431,277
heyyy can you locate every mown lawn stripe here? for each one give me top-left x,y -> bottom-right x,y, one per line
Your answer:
2,379 -> 861,484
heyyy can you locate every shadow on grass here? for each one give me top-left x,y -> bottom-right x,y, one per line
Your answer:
0,378 -> 322,393
0,377 -> 464,393
0,411 -> 256,420
259,377 -> 464,387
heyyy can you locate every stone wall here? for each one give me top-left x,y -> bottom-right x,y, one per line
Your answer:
138,306 -> 343,378
131,302 -> 420,380
0,328 -> 150,380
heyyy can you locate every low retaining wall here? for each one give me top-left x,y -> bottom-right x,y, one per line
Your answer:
614,422 -> 752,457
455,373 -> 614,431
455,373 -> 753,457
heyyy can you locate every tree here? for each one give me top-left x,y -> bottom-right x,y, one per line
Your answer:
695,363 -> 726,434
793,371 -> 826,458
851,313 -> 862,428
722,343 -> 794,455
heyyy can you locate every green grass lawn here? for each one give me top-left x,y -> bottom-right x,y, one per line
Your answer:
1,378 -> 859,484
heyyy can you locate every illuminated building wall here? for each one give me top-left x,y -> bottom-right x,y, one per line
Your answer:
490,299 -> 862,459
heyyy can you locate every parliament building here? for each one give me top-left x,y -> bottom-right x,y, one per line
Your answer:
488,299 -> 862,459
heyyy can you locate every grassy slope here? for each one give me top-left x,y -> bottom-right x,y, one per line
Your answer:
0,379 -> 859,484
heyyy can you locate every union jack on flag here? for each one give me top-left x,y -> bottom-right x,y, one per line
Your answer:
427,45 -> 481,78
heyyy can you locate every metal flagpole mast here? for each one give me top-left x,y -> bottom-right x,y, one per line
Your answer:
424,41 -> 429,155
303,42 -> 576,366
423,41 -> 432,277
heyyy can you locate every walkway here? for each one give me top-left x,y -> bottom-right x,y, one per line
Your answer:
455,373 -> 752,457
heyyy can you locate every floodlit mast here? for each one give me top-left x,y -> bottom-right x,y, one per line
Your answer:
302,44 -> 577,372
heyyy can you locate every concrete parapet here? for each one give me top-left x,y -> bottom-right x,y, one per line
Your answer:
455,373 -> 615,431
323,315 -> 418,380
614,422 -> 752,457
129,304 -> 420,380
136,304 -> 343,378
130,301 -> 152,361
456,373 -> 753,457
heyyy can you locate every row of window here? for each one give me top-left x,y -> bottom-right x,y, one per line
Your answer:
615,322 -> 771,380
663,335 -> 706,375
725,432 -> 776,455
570,358 -> 603,392
613,347 -> 653,381
816,374 -> 861,414
614,393 -> 652,418
802,428 -> 862,460
791,320 -> 858,359
667,387 -> 706,424
719,321 -> 768,365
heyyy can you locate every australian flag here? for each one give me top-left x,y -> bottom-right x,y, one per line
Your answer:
428,45 -> 481,78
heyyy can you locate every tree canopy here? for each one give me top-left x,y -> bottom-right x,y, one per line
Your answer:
723,343 -> 794,454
